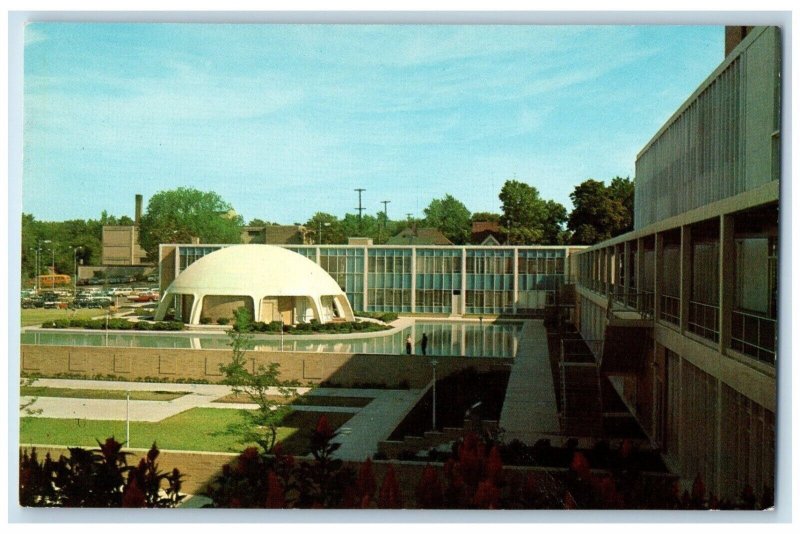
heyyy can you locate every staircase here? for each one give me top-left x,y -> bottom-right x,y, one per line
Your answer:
559,338 -> 603,437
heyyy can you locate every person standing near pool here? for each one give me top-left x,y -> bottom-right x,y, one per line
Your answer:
421,333 -> 429,356
406,334 -> 413,355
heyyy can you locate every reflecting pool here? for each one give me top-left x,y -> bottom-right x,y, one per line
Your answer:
21,320 -> 521,358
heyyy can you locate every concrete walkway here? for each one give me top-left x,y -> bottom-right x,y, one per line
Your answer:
328,388 -> 422,461
499,320 -> 560,444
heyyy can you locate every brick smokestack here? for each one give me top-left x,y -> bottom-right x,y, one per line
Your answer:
135,194 -> 143,226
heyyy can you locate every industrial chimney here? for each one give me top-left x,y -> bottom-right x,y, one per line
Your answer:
135,194 -> 143,226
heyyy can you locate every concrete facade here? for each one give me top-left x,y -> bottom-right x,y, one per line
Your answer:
101,226 -> 148,266
573,27 -> 780,500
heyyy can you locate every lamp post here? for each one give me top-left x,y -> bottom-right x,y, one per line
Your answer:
40,240 -> 52,292
73,246 -> 83,295
431,359 -> 438,431
318,221 -> 331,245
29,247 -> 39,294
126,390 -> 131,447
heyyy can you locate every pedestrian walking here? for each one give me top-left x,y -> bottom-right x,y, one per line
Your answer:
421,333 -> 429,356
406,334 -> 413,355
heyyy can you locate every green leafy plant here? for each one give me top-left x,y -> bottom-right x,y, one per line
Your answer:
19,438 -> 183,508
219,307 -> 300,453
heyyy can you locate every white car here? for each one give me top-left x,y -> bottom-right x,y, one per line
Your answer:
109,287 -> 134,296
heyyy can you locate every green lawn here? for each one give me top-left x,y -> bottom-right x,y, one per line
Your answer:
20,308 -> 108,327
21,387 -> 186,402
20,408 -> 353,455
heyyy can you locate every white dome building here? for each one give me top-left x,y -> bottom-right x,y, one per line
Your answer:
154,245 -> 355,325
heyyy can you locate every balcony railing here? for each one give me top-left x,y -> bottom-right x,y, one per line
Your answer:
606,291 -> 655,320
731,309 -> 776,365
659,295 -> 680,325
688,300 -> 719,342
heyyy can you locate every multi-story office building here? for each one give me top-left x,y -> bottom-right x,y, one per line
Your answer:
574,26 -> 780,499
159,243 -> 585,316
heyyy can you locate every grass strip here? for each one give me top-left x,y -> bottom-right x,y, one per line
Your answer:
21,308 -> 108,327
20,408 -> 353,455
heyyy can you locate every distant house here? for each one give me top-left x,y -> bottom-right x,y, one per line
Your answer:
241,225 -> 312,245
386,227 -> 453,246
470,221 -> 505,246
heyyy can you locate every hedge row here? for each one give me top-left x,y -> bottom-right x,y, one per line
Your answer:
40,318 -> 185,331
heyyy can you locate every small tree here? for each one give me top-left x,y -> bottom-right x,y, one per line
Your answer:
219,307 -> 300,453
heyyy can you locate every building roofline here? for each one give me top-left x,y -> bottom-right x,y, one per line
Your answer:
636,26 -> 774,161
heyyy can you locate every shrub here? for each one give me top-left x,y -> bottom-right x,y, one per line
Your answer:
216,317 -> 230,325
19,438 -> 184,508
205,415 -> 356,509
69,319 -> 88,328
134,321 -> 153,331
199,317 -> 212,325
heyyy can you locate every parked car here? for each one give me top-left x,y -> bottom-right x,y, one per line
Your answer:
146,274 -> 158,282
109,287 -> 134,296
21,296 -> 45,308
129,293 -> 158,303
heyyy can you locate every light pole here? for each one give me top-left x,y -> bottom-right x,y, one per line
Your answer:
318,221 -> 331,245
126,390 -> 131,447
431,359 -> 438,431
73,246 -> 83,295
40,240 -> 52,292
29,247 -> 39,294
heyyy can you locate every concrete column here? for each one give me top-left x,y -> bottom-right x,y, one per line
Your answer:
461,248 -> 467,313
362,247 -> 368,311
654,233 -> 663,320
315,247 -> 320,265
719,214 -> 735,353
189,293 -> 203,325
512,247 -> 519,313
410,247 -> 417,313
636,237 -> 645,311
623,241 -> 631,304
680,226 -> 692,333
605,246 -> 613,300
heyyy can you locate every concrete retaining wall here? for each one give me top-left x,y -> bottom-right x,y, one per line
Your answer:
21,344 -> 511,389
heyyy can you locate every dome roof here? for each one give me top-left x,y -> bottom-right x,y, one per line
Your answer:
165,245 -> 344,297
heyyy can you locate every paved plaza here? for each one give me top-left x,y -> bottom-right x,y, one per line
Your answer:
21,378 -> 422,461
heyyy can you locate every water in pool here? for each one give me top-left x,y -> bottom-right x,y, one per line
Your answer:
21,321 -> 521,358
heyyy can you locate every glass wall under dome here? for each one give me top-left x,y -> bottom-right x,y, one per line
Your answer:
319,247 -> 364,312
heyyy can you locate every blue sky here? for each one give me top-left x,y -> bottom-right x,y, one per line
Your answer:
23,23 -> 723,224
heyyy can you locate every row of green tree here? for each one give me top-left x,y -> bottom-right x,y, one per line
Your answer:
20,177 -> 633,279
297,177 -> 633,247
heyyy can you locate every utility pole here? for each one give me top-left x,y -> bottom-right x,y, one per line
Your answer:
354,188 -> 366,234
380,200 -> 390,242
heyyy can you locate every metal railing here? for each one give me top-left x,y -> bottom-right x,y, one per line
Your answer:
659,295 -> 680,325
560,337 -> 603,364
687,300 -> 719,342
730,309 -> 776,365
606,291 -> 655,320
